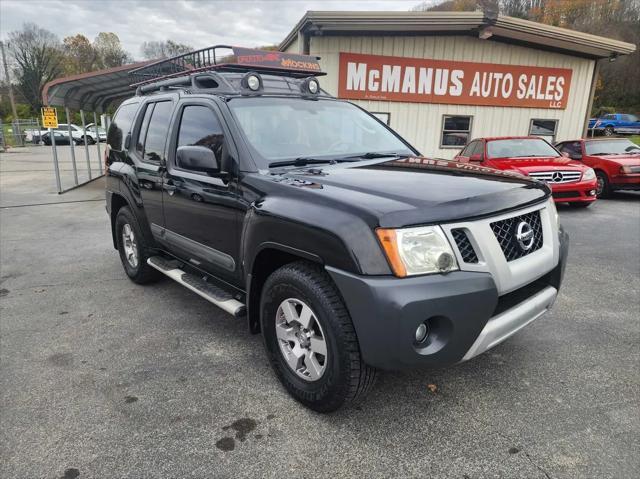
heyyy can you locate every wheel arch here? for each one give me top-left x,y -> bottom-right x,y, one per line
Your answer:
246,243 -> 323,334
109,193 -> 131,249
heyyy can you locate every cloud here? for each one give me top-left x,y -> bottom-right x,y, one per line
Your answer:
1,0 -> 419,59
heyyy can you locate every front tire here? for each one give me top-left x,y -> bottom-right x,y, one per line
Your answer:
261,261 -> 377,412
115,207 -> 161,284
604,125 -> 614,136
84,135 -> 96,145
596,171 -> 611,198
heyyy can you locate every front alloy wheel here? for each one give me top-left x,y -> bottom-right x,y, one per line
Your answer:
121,223 -> 139,268
275,298 -> 327,381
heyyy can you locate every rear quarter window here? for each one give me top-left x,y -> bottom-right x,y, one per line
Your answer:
107,102 -> 139,151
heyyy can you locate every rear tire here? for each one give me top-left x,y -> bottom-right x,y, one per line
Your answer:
260,261 -> 377,412
596,171 -> 611,198
115,207 -> 161,284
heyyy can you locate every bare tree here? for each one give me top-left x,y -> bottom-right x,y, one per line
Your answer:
7,23 -> 64,112
141,40 -> 193,60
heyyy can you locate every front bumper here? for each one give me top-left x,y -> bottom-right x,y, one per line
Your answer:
327,226 -> 569,370
550,179 -> 598,203
611,174 -> 640,191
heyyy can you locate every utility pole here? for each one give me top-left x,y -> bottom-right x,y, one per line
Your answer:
0,40 -> 22,146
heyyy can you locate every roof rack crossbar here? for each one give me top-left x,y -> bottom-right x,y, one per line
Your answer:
135,71 -> 237,96
129,45 -> 324,87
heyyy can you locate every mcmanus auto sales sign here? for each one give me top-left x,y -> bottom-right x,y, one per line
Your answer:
338,52 -> 572,109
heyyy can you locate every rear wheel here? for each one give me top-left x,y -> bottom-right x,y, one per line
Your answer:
84,135 -> 95,145
261,261 -> 377,412
115,207 -> 161,284
595,171 -> 611,198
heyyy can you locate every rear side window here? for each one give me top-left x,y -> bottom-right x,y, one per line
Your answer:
140,101 -> 173,164
107,102 -> 139,151
176,105 -> 225,166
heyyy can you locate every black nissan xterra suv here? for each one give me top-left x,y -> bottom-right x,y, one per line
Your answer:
105,47 -> 568,412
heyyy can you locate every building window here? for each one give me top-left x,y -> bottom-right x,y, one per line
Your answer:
441,115 -> 472,148
371,112 -> 390,125
529,119 -> 558,142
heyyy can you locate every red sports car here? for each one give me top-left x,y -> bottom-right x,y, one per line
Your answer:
454,136 -> 598,207
555,137 -> 640,198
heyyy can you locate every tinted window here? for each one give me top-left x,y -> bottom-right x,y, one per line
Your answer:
559,141 -> 582,158
142,101 -> 173,163
459,141 -> 475,157
177,105 -> 225,165
107,102 -> 139,151
441,115 -> 472,148
136,103 -> 154,155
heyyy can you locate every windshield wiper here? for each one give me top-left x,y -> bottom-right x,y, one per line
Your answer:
343,152 -> 409,160
268,157 -> 361,168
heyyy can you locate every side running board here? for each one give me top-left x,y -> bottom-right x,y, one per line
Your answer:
147,256 -> 246,318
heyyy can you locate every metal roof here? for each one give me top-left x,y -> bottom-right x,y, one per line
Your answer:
42,61 -> 152,112
280,11 -> 637,59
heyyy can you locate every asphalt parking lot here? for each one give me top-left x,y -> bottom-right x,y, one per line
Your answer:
1,146 -> 639,478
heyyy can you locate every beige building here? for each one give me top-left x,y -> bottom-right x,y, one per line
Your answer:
280,11 -> 636,159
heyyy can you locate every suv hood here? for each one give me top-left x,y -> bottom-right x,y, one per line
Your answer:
261,157 -> 549,228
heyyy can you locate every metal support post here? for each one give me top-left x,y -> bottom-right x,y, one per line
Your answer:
66,107 -> 78,185
93,112 -> 103,174
50,128 -> 62,193
80,110 -> 92,179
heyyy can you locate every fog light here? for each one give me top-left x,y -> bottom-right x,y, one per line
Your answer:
589,189 -> 596,196
308,79 -> 319,94
415,322 -> 429,343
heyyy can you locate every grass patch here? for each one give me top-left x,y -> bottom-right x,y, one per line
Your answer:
630,135 -> 640,146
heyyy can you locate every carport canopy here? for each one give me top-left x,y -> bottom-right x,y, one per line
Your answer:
43,61 -> 152,113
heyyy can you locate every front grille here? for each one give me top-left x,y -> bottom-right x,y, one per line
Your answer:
451,229 -> 478,263
529,170 -> 582,184
552,191 -> 580,199
490,210 -> 543,262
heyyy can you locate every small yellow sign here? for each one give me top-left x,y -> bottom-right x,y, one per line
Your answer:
41,106 -> 58,128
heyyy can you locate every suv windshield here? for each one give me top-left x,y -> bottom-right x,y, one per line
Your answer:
228,98 -> 413,167
486,138 -> 560,159
585,139 -> 640,155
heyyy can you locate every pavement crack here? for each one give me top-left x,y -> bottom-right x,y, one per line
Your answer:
524,451 -> 553,479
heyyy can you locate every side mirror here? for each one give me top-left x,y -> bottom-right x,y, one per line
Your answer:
469,153 -> 483,163
176,145 -> 219,174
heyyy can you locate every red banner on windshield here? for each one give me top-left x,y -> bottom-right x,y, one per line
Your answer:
338,52 -> 572,109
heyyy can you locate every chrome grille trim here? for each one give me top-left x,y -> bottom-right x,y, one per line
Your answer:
528,170 -> 582,184
441,198 -> 560,295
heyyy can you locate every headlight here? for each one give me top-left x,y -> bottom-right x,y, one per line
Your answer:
376,226 -> 459,277
582,168 -> 595,181
547,198 -> 560,229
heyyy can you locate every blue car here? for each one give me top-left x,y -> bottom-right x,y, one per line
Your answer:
588,113 -> 640,136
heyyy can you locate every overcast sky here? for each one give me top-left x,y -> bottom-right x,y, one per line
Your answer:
1,0 -> 430,59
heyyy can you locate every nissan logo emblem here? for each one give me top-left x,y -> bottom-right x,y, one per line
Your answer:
551,171 -> 564,182
515,221 -> 535,251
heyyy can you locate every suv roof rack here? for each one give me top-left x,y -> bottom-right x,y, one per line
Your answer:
129,45 -> 325,87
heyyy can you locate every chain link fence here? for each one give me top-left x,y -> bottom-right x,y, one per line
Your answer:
0,118 -> 46,147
